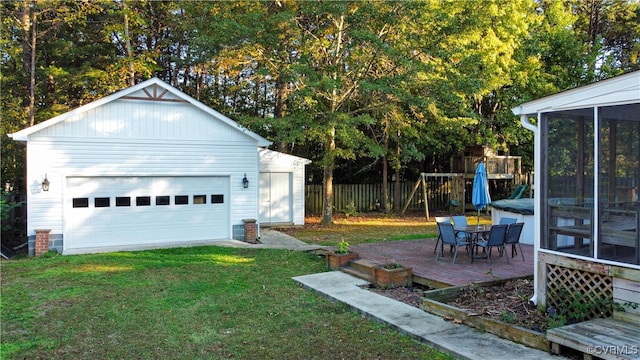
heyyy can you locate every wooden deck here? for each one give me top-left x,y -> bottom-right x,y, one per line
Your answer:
547,317 -> 640,360
350,237 -> 534,288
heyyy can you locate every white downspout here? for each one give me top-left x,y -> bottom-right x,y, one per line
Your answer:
520,114 -> 540,305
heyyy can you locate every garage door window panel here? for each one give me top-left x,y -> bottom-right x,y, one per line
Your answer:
116,197 -> 131,207
156,196 -> 170,205
211,194 -> 224,204
175,195 -> 188,205
95,197 -> 110,207
73,198 -> 89,208
136,196 -> 151,206
194,195 -> 206,204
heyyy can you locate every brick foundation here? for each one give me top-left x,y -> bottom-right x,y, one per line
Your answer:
243,219 -> 257,244
35,229 -> 51,257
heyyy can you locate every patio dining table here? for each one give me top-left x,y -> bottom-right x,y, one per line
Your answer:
454,224 -> 491,262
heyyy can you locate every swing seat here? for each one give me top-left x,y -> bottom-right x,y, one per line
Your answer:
445,199 -> 459,208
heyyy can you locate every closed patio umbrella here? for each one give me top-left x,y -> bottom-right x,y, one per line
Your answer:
472,162 -> 491,226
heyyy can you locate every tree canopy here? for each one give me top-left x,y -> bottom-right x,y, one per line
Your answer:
2,0 -> 638,222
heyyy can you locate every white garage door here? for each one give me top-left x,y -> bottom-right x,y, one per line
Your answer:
64,176 -> 230,252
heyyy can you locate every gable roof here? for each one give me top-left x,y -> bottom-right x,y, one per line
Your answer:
512,70 -> 640,116
259,148 -> 311,166
9,77 -> 271,147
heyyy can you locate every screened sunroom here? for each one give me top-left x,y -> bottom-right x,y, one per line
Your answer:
513,71 -> 640,321
543,103 -> 640,265
515,71 -> 640,267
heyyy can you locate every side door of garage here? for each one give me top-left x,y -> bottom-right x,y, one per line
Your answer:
259,172 -> 292,224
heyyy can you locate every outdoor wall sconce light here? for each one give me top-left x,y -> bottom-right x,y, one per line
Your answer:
42,174 -> 50,191
242,174 -> 249,189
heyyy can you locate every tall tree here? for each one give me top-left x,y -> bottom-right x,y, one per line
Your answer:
289,1 -> 412,223
3,0 -> 638,206
571,0 -> 639,78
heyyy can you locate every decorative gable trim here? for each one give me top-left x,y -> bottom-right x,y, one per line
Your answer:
122,84 -> 188,103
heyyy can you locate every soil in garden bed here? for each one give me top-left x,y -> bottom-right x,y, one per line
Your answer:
368,284 -> 428,308
370,278 -> 549,333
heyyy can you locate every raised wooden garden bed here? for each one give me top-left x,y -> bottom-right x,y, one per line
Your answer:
374,266 -> 412,289
420,280 -> 549,351
326,252 -> 359,270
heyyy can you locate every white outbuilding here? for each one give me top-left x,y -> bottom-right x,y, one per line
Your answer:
259,149 -> 311,227
9,77 -> 309,255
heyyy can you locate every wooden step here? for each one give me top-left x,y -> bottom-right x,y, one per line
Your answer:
341,258 -> 378,282
341,265 -> 373,283
349,258 -> 378,275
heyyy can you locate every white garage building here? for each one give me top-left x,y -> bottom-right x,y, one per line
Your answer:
9,78 -> 309,255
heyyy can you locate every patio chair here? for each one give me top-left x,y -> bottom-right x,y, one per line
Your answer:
499,217 -> 517,225
451,215 -> 469,241
504,222 -> 525,261
436,222 -> 470,264
433,216 -> 451,254
474,224 -> 509,264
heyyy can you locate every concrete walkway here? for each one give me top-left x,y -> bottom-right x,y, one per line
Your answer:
232,230 -> 564,360
214,228 -> 332,251
293,271 -> 561,360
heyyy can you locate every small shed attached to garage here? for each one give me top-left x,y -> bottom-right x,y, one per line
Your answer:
8,77 -> 307,255
259,149 -> 311,227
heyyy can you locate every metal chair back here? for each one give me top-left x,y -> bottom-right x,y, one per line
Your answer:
505,223 -> 524,245
435,216 -> 451,224
485,224 -> 508,247
451,216 -> 467,227
436,222 -> 470,264
505,222 -> 525,261
499,217 -> 517,225
451,215 -> 469,240
437,222 -> 458,246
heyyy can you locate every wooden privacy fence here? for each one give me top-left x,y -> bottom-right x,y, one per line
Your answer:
305,179 -> 465,215
305,173 -> 535,215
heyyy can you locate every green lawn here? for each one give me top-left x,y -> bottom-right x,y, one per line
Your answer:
278,212 -> 492,246
1,245 -> 454,360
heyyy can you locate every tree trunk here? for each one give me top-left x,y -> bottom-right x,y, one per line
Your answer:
322,126 -> 336,224
123,0 -> 135,86
27,1 -> 37,126
275,76 -> 288,152
321,14 -> 345,225
382,154 -> 389,213
393,139 -> 401,213
274,76 -> 286,119
382,125 -> 390,213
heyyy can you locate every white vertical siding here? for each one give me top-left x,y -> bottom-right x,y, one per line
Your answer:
39,99 -> 251,143
259,150 -> 310,226
25,137 -> 259,238
290,166 -> 306,225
